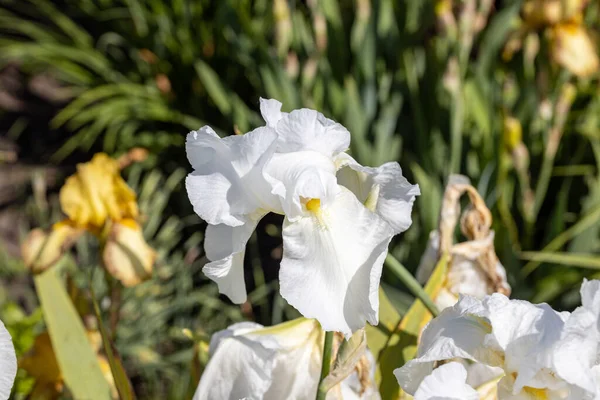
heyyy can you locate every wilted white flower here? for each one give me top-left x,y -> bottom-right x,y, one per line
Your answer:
186,98 -> 419,337
416,175 -> 510,310
394,280 -> 600,399
0,319 -> 17,399
192,318 -> 379,400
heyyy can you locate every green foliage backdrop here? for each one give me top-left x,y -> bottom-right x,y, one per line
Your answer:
1,0 -> 599,398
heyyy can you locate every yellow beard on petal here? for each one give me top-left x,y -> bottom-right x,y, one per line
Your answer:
523,386 -> 549,400
305,198 -> 321,212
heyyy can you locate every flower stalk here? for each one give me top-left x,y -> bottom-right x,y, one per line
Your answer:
316,330 -> 334,400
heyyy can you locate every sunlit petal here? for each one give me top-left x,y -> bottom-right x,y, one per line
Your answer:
185,126 -> 279,226
193,319 -> 322,400
274,108 -> 350,157
264,151 -> 338,221
279,187 -> 394,337
335,153 -> 420,234
411,362 -> 479,400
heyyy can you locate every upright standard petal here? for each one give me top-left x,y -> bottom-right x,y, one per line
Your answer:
274,108 -> 350,157
335,153 -> 420,234
260,98 -> 286,128
202,212 -> 267,304
264,151 -> 338,221
409,362 -> 479,400
0,319 -> 17,400
185,126 -> 279,226
279,186 -> 394,337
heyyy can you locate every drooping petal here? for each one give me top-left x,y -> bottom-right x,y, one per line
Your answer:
21,221 -> 84,273
264,151 -> 338,221
409,362 -> 479,400
335,153 -> 420,234
102,218 -> 155,287
193,318 -> 322,400
185,126 -> 279,226
279,186 -> 394,337
202,213 -> 266,304
274,108 -> 350,157
0,319 -> 17,400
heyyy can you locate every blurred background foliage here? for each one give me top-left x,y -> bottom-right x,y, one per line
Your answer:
0,0 -> 599,398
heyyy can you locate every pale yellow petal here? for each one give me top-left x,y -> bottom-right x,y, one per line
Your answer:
21,222 -> 83,273
19,332 -> 62,386
522,0 -> 586,26
102,219 -> 155,287
551,23 -> 599,78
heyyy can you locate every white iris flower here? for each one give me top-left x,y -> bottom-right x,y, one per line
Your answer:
186,98 -> 419,337
192,318 -> 379,400
394,280 -> 600,399
0,319 -> 17,399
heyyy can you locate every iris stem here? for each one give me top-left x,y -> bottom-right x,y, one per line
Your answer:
316,330 -> 334,400
385,253 -> 439,317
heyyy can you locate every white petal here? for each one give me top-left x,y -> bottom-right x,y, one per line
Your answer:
0,319 -> 16,400
194,319 -> 322,400
580,279 -> 600,317
193,325 -> 276,400
482,295 -> 566,392
275,108 -> 350,157
394,295 -> 498,394
279,187 -> 394,337
186,126 -> 278,226
260,98 -> 285,128
203,254 -> 247,304
264,151 -> 338,221
552,306 -> 599,394
411,363 -> 479,400
335,153 -> 420,234
203,213 -> 266,304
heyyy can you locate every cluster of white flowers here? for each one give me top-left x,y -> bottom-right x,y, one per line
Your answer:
395,279 -> 600,399
185,98 -> 419,338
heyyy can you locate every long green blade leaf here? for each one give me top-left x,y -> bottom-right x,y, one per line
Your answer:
34,266 -> 113,400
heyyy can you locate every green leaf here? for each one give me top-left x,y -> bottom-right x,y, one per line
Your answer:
34,265 -> 113,400
520,251 -> 600,270
194,60 -> 232,116
90,282 -> 136,400
377,254 -> 449,400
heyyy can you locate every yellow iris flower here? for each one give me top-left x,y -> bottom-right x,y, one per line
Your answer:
504,0 -> 598,78
22,151 -> 155,286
